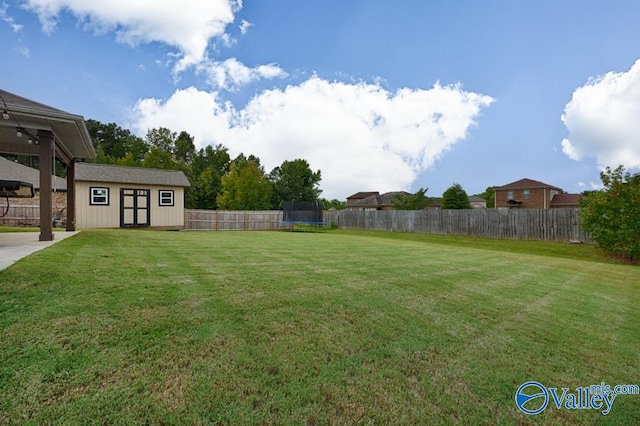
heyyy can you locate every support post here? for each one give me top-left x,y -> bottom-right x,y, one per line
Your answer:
66,159 -> 75,231
38,130 -> 54,241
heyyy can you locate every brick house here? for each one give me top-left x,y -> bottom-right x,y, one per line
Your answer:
494,178 -> 581,209
346,191 -> 412,211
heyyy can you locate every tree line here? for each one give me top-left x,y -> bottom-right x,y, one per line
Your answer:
392,184 -> 493,210
84,120 -> 346,210
3,117 -> 491,211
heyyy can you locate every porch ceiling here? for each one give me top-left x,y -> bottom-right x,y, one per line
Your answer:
0,89 -> 95,160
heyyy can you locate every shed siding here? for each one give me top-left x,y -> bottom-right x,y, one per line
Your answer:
76,181 -> 184,228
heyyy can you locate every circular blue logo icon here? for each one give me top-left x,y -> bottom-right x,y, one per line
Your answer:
515,381 -> 548,415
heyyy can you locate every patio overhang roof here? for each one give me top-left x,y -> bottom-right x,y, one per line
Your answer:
0,89 -> 95,161
0,89 -> 95,241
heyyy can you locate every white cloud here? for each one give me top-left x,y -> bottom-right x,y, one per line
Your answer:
132,78 -> 493,199
12,46 -> 30,57
21,0 -> 240,72
560,137 -> 580,161
197,57 -> 288,91
561,59 -> 640,169
1,2 -> 23,32
239,19 -> 253,35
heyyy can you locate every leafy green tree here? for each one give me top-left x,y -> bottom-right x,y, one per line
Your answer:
392,188 -> 431,210
190,144 -> 231,210
217,159 -> 272,210
580,165 -> 640,260
476,187 -> 495,208
140,127 -> 195,167
175,131 -> 196,164
192,167 -> 218,210
269,159 -> 322,208
92,145 -> 118,165
441,183 -> 472,209
86,119 -> 148,165
114,152 -> 141,167
320,198 -> 346,210
142,147 -> 179,170
145,127 -> 176,153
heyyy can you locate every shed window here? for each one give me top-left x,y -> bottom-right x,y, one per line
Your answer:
90,187 -> 109,205
159,190 -> 174,206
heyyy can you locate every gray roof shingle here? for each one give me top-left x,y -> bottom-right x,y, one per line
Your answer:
0,155 -> 67,190
468,195 -> 486,202
495,178 -> 562,191
75,163 -> 190,187
350,191 -> 412,207
550,193 -> 583,206
0,89 -> 70,116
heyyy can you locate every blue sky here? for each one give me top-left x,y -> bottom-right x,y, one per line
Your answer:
2,1 -> 640,200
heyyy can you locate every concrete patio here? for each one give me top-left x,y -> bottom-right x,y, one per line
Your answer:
0,231 -> 79,271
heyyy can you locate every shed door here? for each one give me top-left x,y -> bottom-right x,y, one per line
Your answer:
120,188 -> 150,227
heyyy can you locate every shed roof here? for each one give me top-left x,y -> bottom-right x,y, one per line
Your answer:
75,163 -> 190,187
495,178 -> 562,191
0,155 -> 67,190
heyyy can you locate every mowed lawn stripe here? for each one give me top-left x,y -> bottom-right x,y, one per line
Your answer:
1,229 -> 638,424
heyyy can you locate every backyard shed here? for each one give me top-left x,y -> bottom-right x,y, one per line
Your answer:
75,163 -> 190,229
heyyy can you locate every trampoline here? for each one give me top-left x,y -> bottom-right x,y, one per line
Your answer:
282,200 -> 324,231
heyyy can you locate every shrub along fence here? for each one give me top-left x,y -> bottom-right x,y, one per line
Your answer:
184,209 -> 286,231
324,208 -> 590,242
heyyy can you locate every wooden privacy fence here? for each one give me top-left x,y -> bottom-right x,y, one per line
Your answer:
0,205 -> 40,226
324,208 -> 590,242
184,209 -> 286,231
0,204 -> 68,227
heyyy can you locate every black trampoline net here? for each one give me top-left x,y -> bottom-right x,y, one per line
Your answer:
282,201 -> 324,224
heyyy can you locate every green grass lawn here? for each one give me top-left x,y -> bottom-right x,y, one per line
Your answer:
0,226 -> 39,232
1,229 -> 639,425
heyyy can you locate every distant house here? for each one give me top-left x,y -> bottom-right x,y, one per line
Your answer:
428,195 -> 485,209
346,192 -> 378,209
468,195 -> 487,209
0,155 -> 67,198
427,198 -> 442,210
549,193 -> 584,208
494,178 -> 581,209
346,191 -> 412,211
75,163 -> 190,229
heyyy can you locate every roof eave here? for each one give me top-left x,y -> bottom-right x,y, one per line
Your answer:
2,103 -> 95,160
